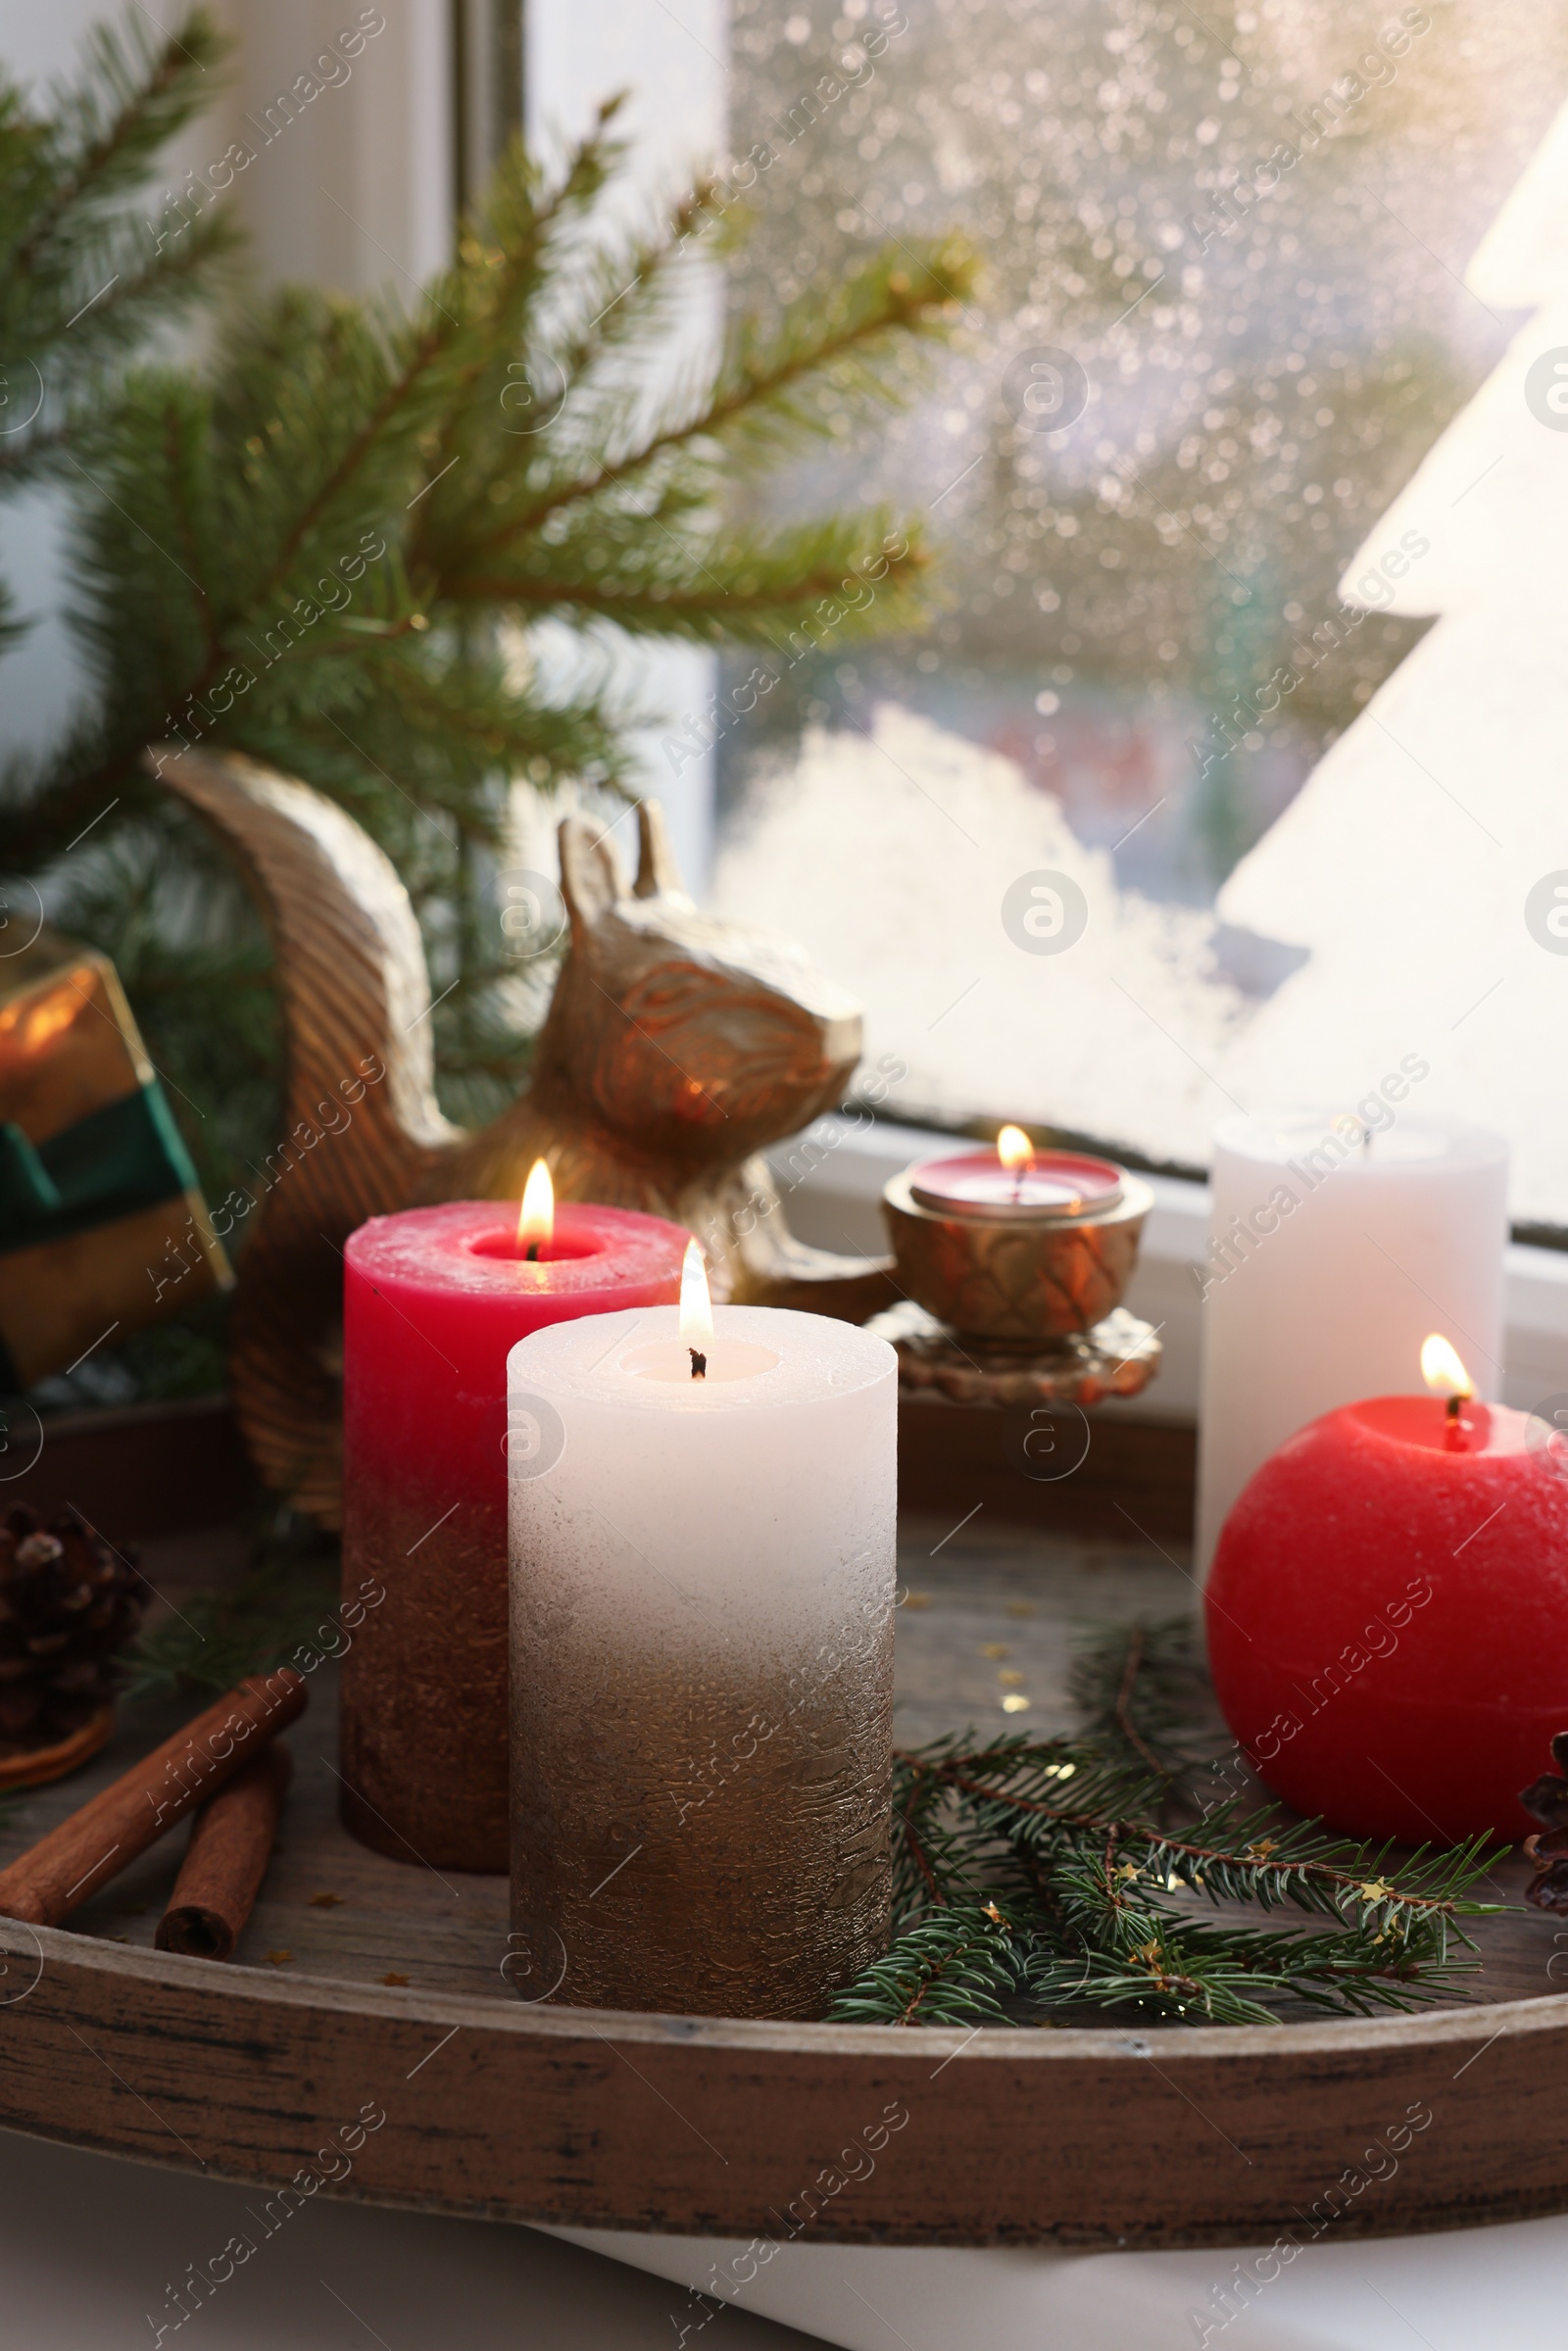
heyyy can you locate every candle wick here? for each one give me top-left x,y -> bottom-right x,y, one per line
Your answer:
689,1347 -> 707,1381
525,1242 -> 540,1263
1446,1393 -> 1463,1423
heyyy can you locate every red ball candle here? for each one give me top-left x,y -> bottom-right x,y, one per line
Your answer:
340,1182 -> 687,1872
1206,1343 -> 1568,1843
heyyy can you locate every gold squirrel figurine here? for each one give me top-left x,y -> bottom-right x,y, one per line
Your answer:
154,748 -> 899,1522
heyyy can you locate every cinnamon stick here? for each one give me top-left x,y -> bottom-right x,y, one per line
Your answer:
0,1669 -> 306,1928
156,1739 -> 293,1961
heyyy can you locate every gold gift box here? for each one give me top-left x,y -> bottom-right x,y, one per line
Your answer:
0,930 -> 231,1389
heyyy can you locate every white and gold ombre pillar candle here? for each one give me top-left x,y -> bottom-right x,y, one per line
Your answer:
507,1246 -> 898,2019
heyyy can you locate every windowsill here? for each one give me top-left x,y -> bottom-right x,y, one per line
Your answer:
769,1116 -> 1568,1421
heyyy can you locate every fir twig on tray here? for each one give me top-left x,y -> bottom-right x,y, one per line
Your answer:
1065,1612 -> 1218,1786
122,1512 -> 338,1706
830,1619 -> 1502,2029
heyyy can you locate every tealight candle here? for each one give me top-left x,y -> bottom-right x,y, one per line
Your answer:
508,1248 -> 898,2018
883,1127 -> 1152,1343
339,1174 -> 687,1871
909,1125 -> 1126,1220
1206,1337 -> 1568,1840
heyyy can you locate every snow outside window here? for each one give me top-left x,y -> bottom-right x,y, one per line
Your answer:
657,0 -> 1568,1233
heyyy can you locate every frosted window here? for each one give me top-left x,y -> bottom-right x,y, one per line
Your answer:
699,1 -> 1568,1226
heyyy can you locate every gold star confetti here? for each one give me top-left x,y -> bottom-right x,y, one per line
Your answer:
379,1972 -> 410,1986
309,1891 -> 344,1908
998,1668 -> 1025,1687
266,1949 -> 294,1967
1001,1692 -> 1031,1714
980,1642 -> 1011,1660
903,1592 -> 933,1611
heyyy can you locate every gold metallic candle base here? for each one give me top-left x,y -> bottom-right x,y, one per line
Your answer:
340,1491 -> 509,1874
881,1168 -> 1154,1344
511,1628 -> 893,2020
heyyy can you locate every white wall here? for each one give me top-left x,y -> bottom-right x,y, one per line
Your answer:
220,0 -> 452,294
9,2 -> 453,302
1,2 -> 109,89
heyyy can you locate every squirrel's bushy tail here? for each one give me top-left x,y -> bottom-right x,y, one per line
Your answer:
152,747 -> 460,1521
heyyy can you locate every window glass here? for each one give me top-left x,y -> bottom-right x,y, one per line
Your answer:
707,1 -> 1568,1224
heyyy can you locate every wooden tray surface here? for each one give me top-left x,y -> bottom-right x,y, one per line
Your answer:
0,1480 -> 1562,2249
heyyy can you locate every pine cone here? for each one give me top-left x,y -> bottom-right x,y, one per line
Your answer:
0,1507 -> 147,1751
1520,1733 -> 1568,1912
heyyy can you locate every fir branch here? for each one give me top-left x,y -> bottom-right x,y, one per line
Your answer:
461,235 -> 976,563
933,1749 -> 1496,1935
446,534 -> 932,644
1022,1911 -> 1473,2027
830,1625 -> 1505,2031
828,1902 -> 1022,2027
1067,1614 -> 1212,1783
122,1517 -> 339,1705
10,12 -> 225,264
0,42 -> 960,1212
0,10 -> 237,489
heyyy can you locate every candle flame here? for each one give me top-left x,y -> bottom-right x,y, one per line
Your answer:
1420,1334 -> 1473,1399
679,1238 -> 714,1351
517,1159 -> 554,1253
997,1124 -> 1034,1175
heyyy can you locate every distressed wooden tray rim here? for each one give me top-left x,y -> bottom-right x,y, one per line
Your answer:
18,1920 -> 1567,2061
7,1918 -> 1568,2250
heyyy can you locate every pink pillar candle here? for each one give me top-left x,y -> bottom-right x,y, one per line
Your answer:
340,1199 -> 687,1870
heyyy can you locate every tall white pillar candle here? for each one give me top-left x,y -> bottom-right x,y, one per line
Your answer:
508,1298 -> 897,2020
1196,1109 -> 1508,1577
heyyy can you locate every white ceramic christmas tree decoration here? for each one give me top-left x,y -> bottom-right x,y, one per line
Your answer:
1217,100 -> 1568,1227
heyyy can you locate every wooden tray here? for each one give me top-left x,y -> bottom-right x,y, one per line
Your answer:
0,1407 -> 1564,2249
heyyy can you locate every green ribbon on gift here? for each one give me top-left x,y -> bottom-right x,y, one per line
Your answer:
0,1082 -> 199,1257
